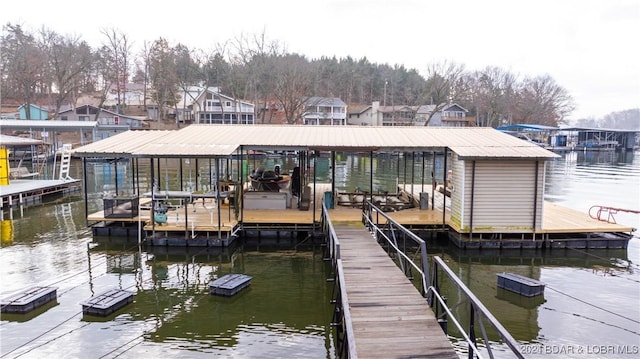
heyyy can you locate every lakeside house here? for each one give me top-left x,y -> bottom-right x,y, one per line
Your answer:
174,86 -> 255,125
302,97 -> 347,125
56,104 -> 146,140
347,102 -> 474,127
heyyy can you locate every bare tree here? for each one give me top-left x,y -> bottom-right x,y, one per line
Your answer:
600,108 -> 640,130
470,66 -> 518,127
272,54 -> 313,124
100,28 -> 132,114
1,23 -> 47,119
134,41 -> 152,111
148,38 -> 179,121
227,31 -> 286,123
39,28 -> 93,120
421,61 -> 467,125
515,74 -> 574,126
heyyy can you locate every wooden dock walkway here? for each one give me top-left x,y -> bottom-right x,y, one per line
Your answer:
0,179 -> 82,209
334,224 -> 458,359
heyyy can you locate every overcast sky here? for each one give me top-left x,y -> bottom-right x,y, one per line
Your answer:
2,0 -> 638,120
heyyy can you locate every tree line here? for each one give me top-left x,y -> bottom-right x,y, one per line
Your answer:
1,23 -> 578,126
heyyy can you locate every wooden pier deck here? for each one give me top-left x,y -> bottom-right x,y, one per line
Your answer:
0,179 -> 82,209
335,224 -> 458,358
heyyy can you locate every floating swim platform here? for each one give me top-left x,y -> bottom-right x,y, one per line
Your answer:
209,274 -> 252,296
80,289 -> 134,316
497,272 -> 545,297
0,286 -> 58,314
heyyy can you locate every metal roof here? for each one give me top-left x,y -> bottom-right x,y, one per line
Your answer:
0,134 -> 43,146
70,130 -> 174,157
560,126 -> 639,133
496,124 -> 559,131
305,97 -> 347,107
1,119 -> 97,130
72,125 -> 559,160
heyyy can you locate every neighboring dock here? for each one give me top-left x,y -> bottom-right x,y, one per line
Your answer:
0,179 -> 82,210
333,224 -> 458,358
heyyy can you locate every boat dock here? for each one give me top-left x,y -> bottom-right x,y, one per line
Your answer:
334,224 -> 458,358
85,182 -> 635,249
0,179 -> 82,210
72,125 -> 635,249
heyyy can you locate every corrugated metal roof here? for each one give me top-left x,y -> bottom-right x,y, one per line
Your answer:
72,125 -> 559,159
0,134 -> 43,146
1,119 -> 97,130
497,124 -> 559,131
71,130 -> 174,157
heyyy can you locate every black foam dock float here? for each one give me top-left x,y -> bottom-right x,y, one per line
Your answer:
0,286 -> 58,314
497,272 -> 546,297
209,274 -> 252,296
80,289 -> 134,316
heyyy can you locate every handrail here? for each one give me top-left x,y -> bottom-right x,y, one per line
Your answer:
432,256 -> 524,359
589,205 -> 640,224
426,286 -> 484,359
360,200 -> 523,359
322,202 -> 358,358
361,200 -> 430,294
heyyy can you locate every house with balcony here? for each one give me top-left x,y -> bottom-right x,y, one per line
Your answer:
302,97 -> 347,125
424,103 -> 474,127
57,104 -> 146,139
176,86 -> 255,125
348,101 -> 474,127
347,101 -> 421,126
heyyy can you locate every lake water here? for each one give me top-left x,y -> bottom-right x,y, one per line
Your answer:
1,150 -> 639,358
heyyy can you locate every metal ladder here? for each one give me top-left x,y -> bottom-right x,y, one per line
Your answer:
58,145 -> 74,181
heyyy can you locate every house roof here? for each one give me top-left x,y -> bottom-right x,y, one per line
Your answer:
72,124 -> 559,160
347,104 -> 371,115
17,104 -> 48,111
57,105 -> 147,121
443,103 -> 468,113
190,87 -> 254,108
379,105 -> 417,113
305,97 -> 347,107
416,103 -> 468,114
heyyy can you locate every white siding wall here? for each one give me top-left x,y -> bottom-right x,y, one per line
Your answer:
449,153 -> 465,228
455,158 -> 544,232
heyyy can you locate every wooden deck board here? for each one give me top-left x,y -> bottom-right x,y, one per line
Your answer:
335,224 -> 458,359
